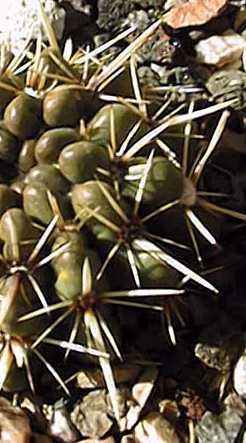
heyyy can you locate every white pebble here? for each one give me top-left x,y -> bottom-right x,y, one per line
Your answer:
195,30 -> 246,67
234,352 -> 246,397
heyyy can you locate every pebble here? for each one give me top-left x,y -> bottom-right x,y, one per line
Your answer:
0,397 -> 31,443
224,393 -> 246,416
76,364 -> 140,389
165,0 -> 228,28
195,30 -> 246,67
159,399 -> 180,421
124,366 -> 158,430
71,389 -> 113,438
134,412 -> 181,443
48,402 -> 78,442
196,408 -> 243,443
195,343 -> 231,371
233,350 -> 246,397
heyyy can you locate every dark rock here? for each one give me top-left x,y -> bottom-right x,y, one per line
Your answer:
97,0 -> 165,33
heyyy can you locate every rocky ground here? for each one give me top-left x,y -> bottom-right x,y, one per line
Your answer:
1,1 -> 246,442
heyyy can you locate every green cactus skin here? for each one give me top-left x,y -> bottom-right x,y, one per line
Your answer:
0,22 -> 240,410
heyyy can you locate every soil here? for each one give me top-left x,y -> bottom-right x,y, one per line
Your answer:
1,1 -> 246,442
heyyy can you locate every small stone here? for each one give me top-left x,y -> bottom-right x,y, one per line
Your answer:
0,397 -> 31,443
122,10 -> 149,32
196,408 -> 243,443
71,390 -> 113,438
195,343 -> 231,371
125,367 -> 158,430
159,399 -> 180,421
97,0 -> 133,32
134,412 -> 181,443
224,393 -> 246,417
97,0 -> 164,31
206,69 -> 246,110
178,389 -> 206,422
20,398 -> 36,414
165,0 -> 228,28
243,47 -> 246,71
76,364 -> 140,389
48,402 -> 78,442
195,31 -> 246,67
132,366 -> 158,408
234,351 -> 246,397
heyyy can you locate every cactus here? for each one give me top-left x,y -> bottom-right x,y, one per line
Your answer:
0,6 -> 244,423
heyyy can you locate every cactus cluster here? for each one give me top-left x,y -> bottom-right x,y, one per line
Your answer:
0,7 -> 244,420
